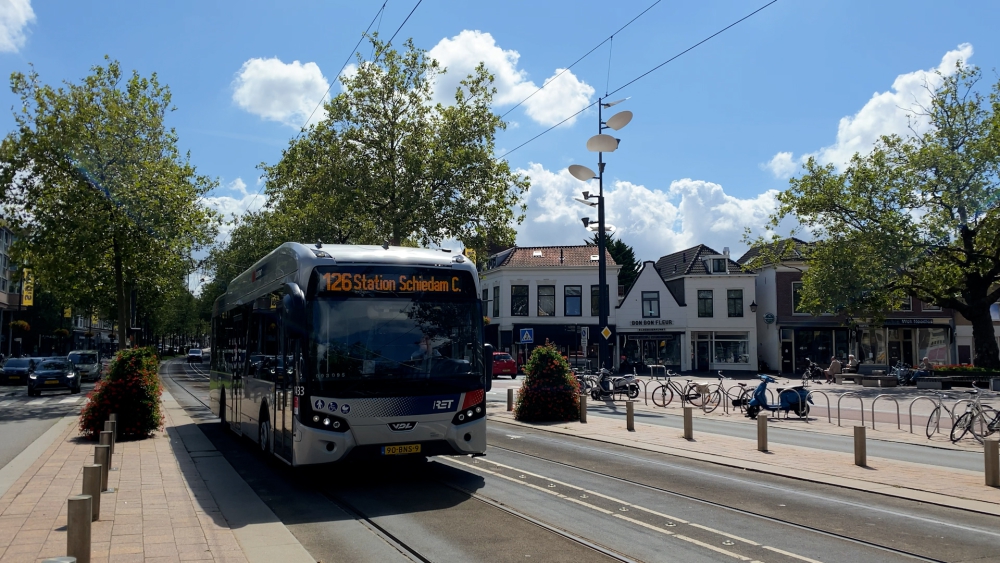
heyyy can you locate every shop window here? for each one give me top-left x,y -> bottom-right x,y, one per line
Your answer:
511,285 -> 528,316
792,282 -> 805,314
714,333 -> 749,363
564,286 -> 582,316
697,290 -> 713,318
537,285 -> 555,316
642,292 -> 659,318
918,328 -> 949,365
727,289 -> 743,317
492,286 -> 500,318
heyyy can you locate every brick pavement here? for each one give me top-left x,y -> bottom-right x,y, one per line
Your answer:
490,404 -> 1000,517
0,406 -> 250,563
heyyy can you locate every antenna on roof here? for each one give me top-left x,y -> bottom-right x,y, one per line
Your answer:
382,240 -> 390,250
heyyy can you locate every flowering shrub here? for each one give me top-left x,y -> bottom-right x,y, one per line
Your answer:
53,328 -> 69,337
933,364 -> 1000,373
79,347 -> 163,440
514,341 -> 580,422
9,320 -> 29,331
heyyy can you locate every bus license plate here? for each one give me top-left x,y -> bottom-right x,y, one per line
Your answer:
382,444 -> 421,456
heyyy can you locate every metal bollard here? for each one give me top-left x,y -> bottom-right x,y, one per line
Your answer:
683,407 -> 693,440
579,393 -> 587,423
67,495 -> 92,563
81,465 -> 101,521
757,414 -> 768,452
986,439 -> 999,487
626,401 -> 635,431
94,445 -> 110,492
103,421 -> 115,456
99,431 -> 112,457
507,388 -> 514,412
854,426 -> 867,467
109,413 -> 116,422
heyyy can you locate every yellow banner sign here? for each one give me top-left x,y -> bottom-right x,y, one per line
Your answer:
91,312 -> 99,326
21,269 -> 33,307
64,307 -> 72,318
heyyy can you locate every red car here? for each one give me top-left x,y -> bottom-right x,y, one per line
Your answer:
492,352 -> 517,379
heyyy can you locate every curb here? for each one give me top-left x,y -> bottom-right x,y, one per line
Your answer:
0,414 -> 76,499
162,388 -> 316,563
489,413 -> 1000,518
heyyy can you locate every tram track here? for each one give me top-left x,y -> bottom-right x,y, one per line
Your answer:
478,442 -> 943,563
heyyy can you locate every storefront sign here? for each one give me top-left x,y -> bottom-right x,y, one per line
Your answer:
630,319 -> 673,326
763,313 -> 775,325
883,318 -> 938,326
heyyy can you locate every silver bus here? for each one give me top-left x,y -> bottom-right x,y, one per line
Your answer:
209,243 -> 493,466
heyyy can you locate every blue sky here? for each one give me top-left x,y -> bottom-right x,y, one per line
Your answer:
2,0 -> 999,277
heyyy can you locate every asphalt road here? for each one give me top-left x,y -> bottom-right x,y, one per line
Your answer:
164,361 -> 1000,563
0,382 -> 95,470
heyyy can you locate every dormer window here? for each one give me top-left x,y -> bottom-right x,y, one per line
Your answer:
532,250 -> 543,257
590,255 -> 599,261
712,258 -> 727,273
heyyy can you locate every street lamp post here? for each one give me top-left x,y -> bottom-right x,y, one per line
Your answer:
570,97 -> 632,372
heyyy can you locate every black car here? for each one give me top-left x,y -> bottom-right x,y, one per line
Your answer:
27,359 -> 81,396
1,358 -> 38,385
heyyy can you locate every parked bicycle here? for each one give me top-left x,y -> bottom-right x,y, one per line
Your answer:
650,370 -> 710,409
949,384 -> 1000,444
924,393 -> 957,439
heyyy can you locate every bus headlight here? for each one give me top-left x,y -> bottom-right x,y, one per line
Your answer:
322,418 -> 331,426
313,415 -> 320,423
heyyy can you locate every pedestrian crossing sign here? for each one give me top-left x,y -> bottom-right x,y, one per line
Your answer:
519,328 -> 534,344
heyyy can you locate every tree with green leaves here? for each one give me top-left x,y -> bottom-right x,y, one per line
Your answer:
0,58 -> 219,349
588,233 -> 640,290
745,63 -> 1000,368
209,35 -> 529,288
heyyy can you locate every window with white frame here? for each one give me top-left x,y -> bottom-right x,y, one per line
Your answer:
698,290 -> 713,317
564,286 -> 582,316
642,292 -> 660,318
727,289 -> 743,317
537,285 -> 555,316
893,297 -> 912,312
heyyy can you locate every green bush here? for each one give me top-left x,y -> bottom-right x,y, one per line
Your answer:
79,347 -> 163,439
514,341 -> 580,422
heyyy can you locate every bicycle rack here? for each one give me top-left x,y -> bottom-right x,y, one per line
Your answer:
649,365 -> 667,380
636,378 -> 652,406
907,396 -> 940,434
806,390 -> 831,424
837,392 -> 865,427
871,395 -> 900,430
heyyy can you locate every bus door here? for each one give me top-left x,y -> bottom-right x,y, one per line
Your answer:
230,311 -> 248,436
272,337 -> 298,463
246,296 -> 280,448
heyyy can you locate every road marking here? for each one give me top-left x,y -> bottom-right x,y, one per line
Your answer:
453,456 -> 826,563
0,400 -> 15,407
58,398 -> 80,404
762,545 -> 823,563
26,399 -> 48,405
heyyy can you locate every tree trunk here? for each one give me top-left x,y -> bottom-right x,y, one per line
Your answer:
112,235 -> 128,352
966,306 -> 1000,369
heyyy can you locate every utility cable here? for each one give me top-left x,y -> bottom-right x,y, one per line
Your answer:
500,0 -> 661,119
604,36 -> 613,97
606,0 -> 777,97
499,0 -> 777,159
387,0 -> 423,47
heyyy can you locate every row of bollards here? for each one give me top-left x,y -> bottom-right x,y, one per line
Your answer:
61,414 -> 117,563
583,399 -> 1000,488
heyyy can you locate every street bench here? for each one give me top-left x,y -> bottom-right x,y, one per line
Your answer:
835,375 -> 863,385
861,376 -> 897,388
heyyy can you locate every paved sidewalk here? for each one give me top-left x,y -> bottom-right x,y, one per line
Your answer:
0,389 -> 314,563
490,405 -> 1000,517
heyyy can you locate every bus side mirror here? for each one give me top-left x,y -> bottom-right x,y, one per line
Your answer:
484,343 -> 494,392
282,282 -> 307,339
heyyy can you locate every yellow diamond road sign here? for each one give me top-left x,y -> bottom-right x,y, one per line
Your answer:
601,326 -> 612,340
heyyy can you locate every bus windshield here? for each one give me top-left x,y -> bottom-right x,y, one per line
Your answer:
307,297 -> 483,395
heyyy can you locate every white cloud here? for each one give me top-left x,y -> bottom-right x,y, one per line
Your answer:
428,30 -> 594,126
762,151 -> 797,179
516,163 -> 787,262
232,58 -> 330,128
0,0 -> 34,53
200,178 -> 265,243
765,43 -> 974,177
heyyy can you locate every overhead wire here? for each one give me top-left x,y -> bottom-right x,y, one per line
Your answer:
500,0 -> 662,119
498,0 -> 778,159
236,1 -> 389,231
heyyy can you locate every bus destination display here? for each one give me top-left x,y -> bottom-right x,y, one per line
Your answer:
315,267 -> 474,296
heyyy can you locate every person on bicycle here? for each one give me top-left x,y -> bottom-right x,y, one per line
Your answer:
823,355 -> 842,383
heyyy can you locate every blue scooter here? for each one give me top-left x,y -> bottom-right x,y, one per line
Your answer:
745,375 -> 813,419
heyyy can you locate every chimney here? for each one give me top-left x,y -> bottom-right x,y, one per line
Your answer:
559,249 -> 564,264
723,247 -> 730,257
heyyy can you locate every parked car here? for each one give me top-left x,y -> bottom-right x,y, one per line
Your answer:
492,351 -> 517,379
187,348 -> 204,363
1,357 -> 38,385
27,358 -> 80,396
67,350 -> 101,382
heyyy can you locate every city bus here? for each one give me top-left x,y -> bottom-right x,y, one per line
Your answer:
209,243 -> 492,466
